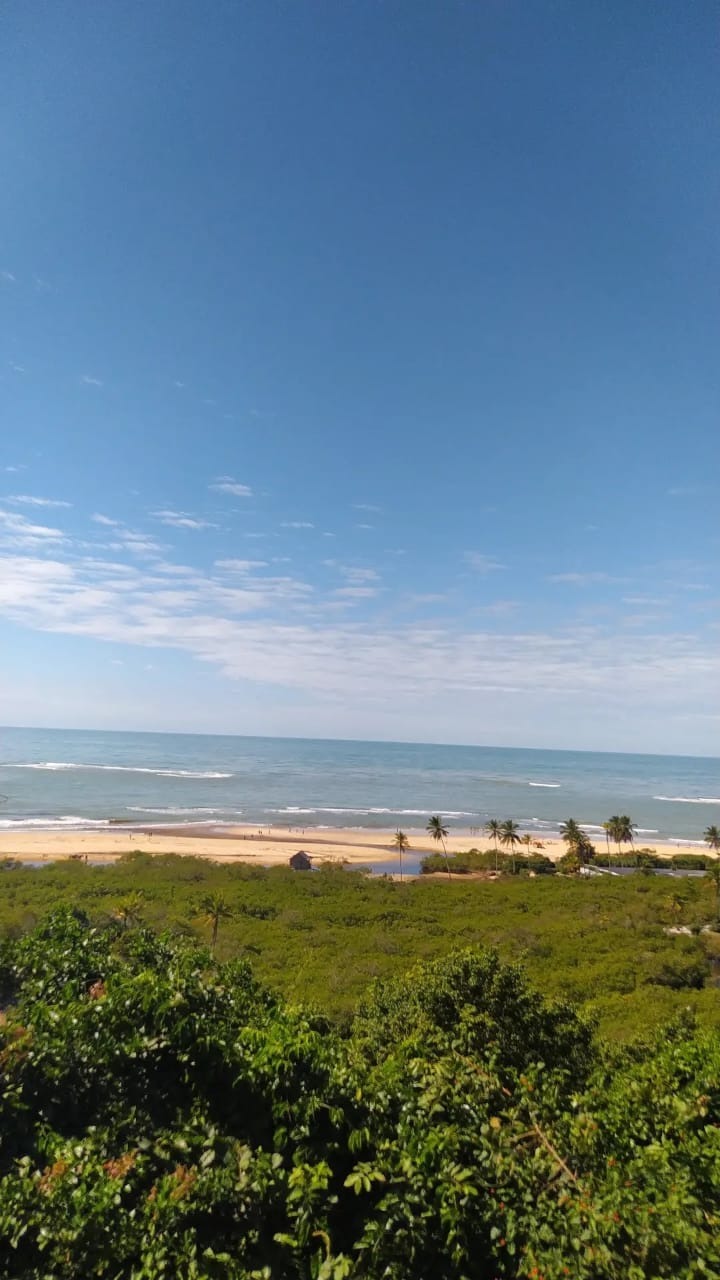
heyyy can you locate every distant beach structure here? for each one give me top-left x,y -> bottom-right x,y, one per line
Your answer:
289,850 -> 313,871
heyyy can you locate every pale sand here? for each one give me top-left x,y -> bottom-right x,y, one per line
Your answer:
0,827 -> 712,867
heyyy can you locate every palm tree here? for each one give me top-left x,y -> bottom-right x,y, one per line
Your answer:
485,819 -> 502,872
427,815 -> 451,878
392,829 -> 409,881
559,819 -> 595,867
560,819 -> 583,850
499,819 -> 522,873
601,822 -> 612,865
114,892 -> 143,931
704,825 -> 720,852
605,816 -> 622,857
199,893 -> 233,952
618,815 -> 636,864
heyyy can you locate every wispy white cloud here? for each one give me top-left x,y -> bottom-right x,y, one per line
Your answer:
0,509 -> 66,549
464,551 -> 504,573
92,513 -> 120,527
548,572 -> 622,585
209,477 -> 253,497
353,503 -> 381,513
1,545 -> 719,739
80,375 -> 103,387
476,600 -> 520,617
281,521 -> 314,529
10,364 -> 26,375
338,566 -> 380,584
7,495 -> 72,509
151,510 -> 217,531
4,465 -> 27,474
109,529 -> 163,557
355,523 -> 374,531
1,271 -> 16,283
214,559 -> 268,572
622,595 -> 670,607
334,586 -> 381,599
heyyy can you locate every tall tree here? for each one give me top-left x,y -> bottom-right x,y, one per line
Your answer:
618,815 -> 637,864
601,821 -> 612,864
704,825 -> 720,852
199,893 -> 233,952
605,816 -> 623,857
485,819 -> 502,872
560,819 -> 595,866
499,819 -> 522,874
560,819 -> 583,850
392,829 -> 410,882
427,815 -> 451,878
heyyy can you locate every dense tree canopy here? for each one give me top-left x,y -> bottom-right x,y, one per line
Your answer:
0,911 -> 719,1278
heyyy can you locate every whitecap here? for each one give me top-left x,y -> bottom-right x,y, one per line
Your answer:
528,782 -> 561,788
0,816 -> 111,830
8,762 -> 232,779
126,806 -> 232,816
653,795 -> 720,804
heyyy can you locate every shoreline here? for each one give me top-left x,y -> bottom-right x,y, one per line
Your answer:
0,824 -> 715,867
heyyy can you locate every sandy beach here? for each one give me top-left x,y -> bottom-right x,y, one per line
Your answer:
0,826 -> 712,868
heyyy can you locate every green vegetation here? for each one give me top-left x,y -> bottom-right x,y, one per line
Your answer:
426,815 -> 450,876
605,814 -> 637,858
499,818 -> 522,871
0,908 -> 719,1278
1,852 -> 720,1040
705,825 -> 720,852
391,829 -> 409,881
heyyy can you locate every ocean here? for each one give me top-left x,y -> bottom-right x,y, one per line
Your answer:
0,727 -> 719,844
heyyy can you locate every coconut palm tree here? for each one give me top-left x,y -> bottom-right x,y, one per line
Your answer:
427,815 -> 451,878
618,815 -> 637,864
606,815 -> 634,859
392,829 -> 409,881
485,819 -> 502,872
704,825 -> 720,852
199,893 -> 233,952
499,819 -> 522,873
560,819 -> 595,867
601,822 -> 612,864
114,892 -> 143,931
560,819 -> 583,850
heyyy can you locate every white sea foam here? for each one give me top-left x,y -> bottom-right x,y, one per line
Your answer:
0,816 -> 111,830
528,782 -> 561,788
126,806 -> 232,816
654,795 -> 720,805
270,805 -> 477,819
8,762 -> 232,779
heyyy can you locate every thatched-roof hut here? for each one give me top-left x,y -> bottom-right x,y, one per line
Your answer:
289,850 -> 313,871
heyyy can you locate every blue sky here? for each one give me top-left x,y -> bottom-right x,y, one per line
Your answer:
1,1 -> 719,752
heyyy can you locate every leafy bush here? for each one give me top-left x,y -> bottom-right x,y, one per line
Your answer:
1,915 -> 720,1277
421,849 -> 555,875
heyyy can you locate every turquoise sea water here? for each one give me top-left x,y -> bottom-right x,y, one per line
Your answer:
0,727 -> 719,843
